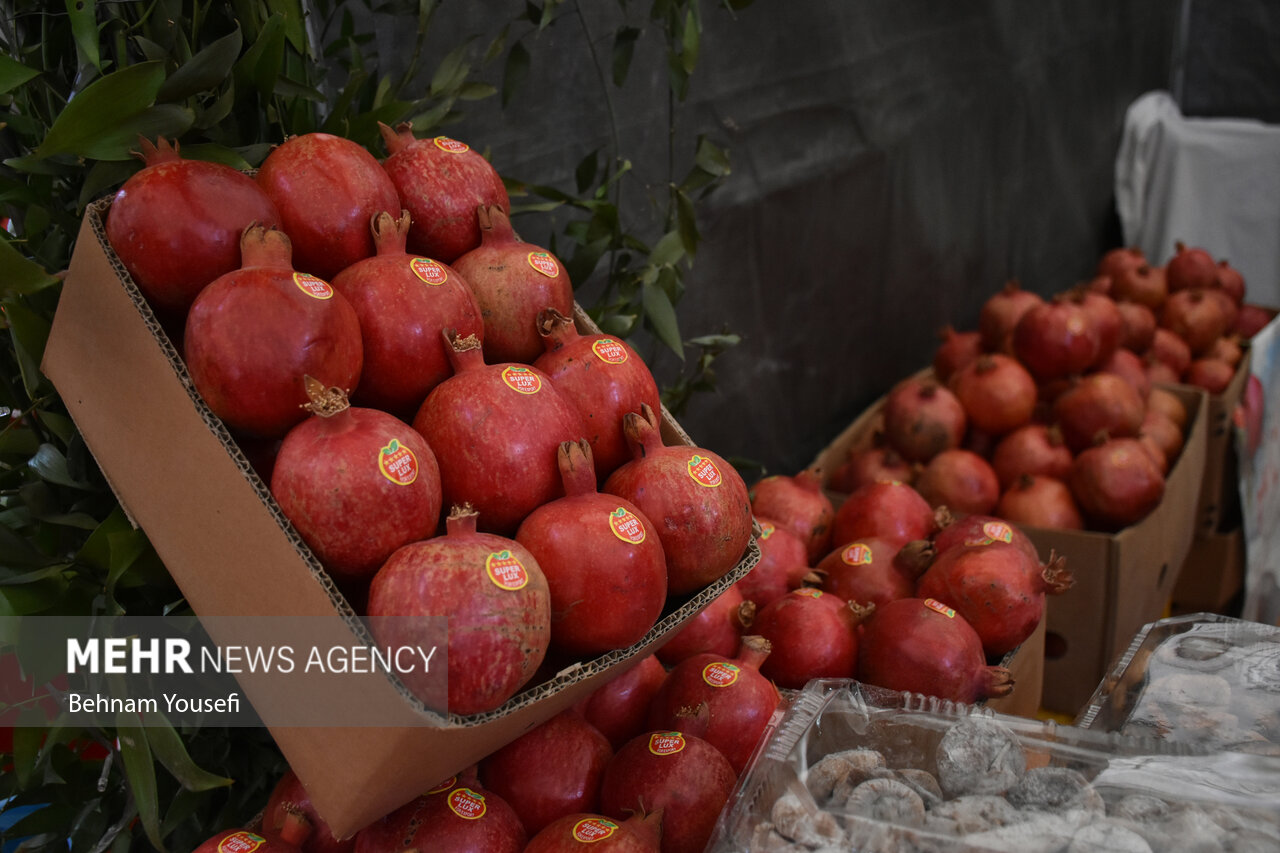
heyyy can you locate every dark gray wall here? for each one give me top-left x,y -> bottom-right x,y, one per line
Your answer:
382,1 -> 1183,476
1177,0 -> 1280,123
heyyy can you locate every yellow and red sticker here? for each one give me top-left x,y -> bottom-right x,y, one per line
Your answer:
648,732 -> 687,755
293,272 -> 333,299
501,365 -> 542,395
925,598 -> 956,619
527,251 -> 560,278
410,257 -> 448,285
377,439 -> 419,486
572,818 -> 619,842
425,775 -> 457,795
687,454 -> 723,487
433,136 -> 470,154
965,520 -> 1014,547
796,587 -> 824,599
591,338 -> 629,364
608,507 -> 646,544
217,832 -> 265,853
759,521 -> 776,540
702,661 -> 740,687
841,542 -> 874,566
487,550 -> 530,591
447,788 -> 487,820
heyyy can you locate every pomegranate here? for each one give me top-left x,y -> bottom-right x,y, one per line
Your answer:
533,309 -> 661,479
183,225 -> 363,439
1234,303 -> 1276,338
330,210 -> 484,418
881,376 -> 967,462
1051,372 -> 1145,453
754,588 -> 870,688
366,505 -> 550,714
1161,288 -> 1227,355
933,326 -> 983,382
413,331 -> 585,534
573,654 -> 667,750
1138,433 -> 1169,475
603,404 -> 753,594
478,710 -> 614,836
1069,437 -> 1166,530
979,279 -> 1044,352
949,354 -> 1038,436
1166,241 -> 1218,292
451,205 -> 574,364
747,467 -> 835,563
817,537 -> 931,608
990,423 -> 1073,489
599,731 -> 736,853
916,542 -> 1073,656
914,448 -> 1000,516
736,518 -> 810,609
194,830 -> 302,853
931,514 -> 1041,565
262,770 -> 352,853
1215,259 -> 1246,303
1207,335 -> 1243,367
1148,327 -> 1193,375
525,812 -> 663,852
828,444 -> 915,492
856,597 -> 1014,703
255,132 -> 400,281
383,781 -> 527,853
378,123 -> 511,262
1097,246 -> 1147,281
996,474 -> 1085,530
271,379 -> 442,581
1074,288 -> 1123,367
646,635 -> 781,774
1144,354 -> 1182,386
831,480 -> 939,551
1184,358 -> 1235,394
1110,263 -> 1168,309
515,440 -> 666,656
1147,387 -> 1188,429
1140,408 -> 1185,464
1012,296 -> 1100,381
1117,301 -> 1158,352
656,583 -> 753,666
1097,346 -> 1152,400
105,136 -> 281,320
1204,286 -> 1239,332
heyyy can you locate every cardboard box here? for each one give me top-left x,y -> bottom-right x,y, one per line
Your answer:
41,199 -> 760,838
1187,348 -> 1251,535
809,372 -> 1208,719
1170,526 -> 1244,615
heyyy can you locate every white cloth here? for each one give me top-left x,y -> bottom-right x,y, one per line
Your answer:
1115,90 -> 1280,309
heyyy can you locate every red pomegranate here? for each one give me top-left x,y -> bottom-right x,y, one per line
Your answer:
933,326 -> 984,382
881,376 -> 967,463
573,654 -> 668,750
261,770 -> 352,853
1140,408 -> 1185,464
646,635 -> 781,774
194,830 -> 302,853
515,440 -> 666,656
1161,288 -> 1227,355
656,583 -> 754,666
913,448 -> 1000,516
1147,387 -> 1188,429
1074,288 -> 1123,367
271,379 -> 442,581
524,811 -> 662,852
330,210 -> 484,418
1148,327 -> 1193,375
948,354 -> 1038,436
1097,346 -> 1152,400
979,280 -> 1044,352
387,781 -> 527,853
1204,287 -> 1240,333
1110,263 -> 1168,309
1117,301 -> 1158,352
603,405 -> 753,595
1144,354 -> 1181,386
1234,303 -> 1276,338
1166,241 -> 1218,292
831,480 -> 939,551
183,226 -> 363,439
1012,296 -> 1100,381
366,506 -> 550,714
255,132 -> 400,281
533,309 -> 661,479
748,467 -> 835,563
828,444 -> 915,492
478,710 -> 614,836
1207,334 -> 1243,368
753,589 -> 870,689
1069,437 -> 1166,530
990,423 -> 1073,489
1215,259 -> 1246,304
413,331 -> 585,534
856,597 -> 1014,703
451,205 -> 574,364
1184,358 -> 1235,394
996,474 -> 1085,530
105,136 -> 281,320
817,537 -> 931,608
378,123 -> 511,262
599,731 -> 736,853
1052,372 -> 1146,453
916,542 -> 1073,656
1097,246 -> 1147,283
736,518 -> 810,609
931,514 -> 1041,565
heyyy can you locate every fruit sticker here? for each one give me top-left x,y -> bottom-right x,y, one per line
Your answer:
965,520 -> 1014,547
608,507 -> 646,544
433,136 -> 470,153
841,542 -> 874,566
217,832 -> 266,853
526,251 -> 560,278
377,439 -> 419,486
410,257 -> 448,285
702,661 -> 740,687
572,818 -> 619,842
293,272 -> 333,300
590,338 -> 629,364
759,521 -> 776,540
426,776 -> 457,795
925,598 -> 957,619
648,732 -> 687,755
501,365 -> 542,395
687,455 -> 723,488
486,550 -> 530,590
447,788 -> 487,820
796,587 -> 824,599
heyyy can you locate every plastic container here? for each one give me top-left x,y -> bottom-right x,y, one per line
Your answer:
707,679 -> 1280,852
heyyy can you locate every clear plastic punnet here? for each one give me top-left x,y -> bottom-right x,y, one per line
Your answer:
706,679 -> 1280,852
1078,612 -> 1280,756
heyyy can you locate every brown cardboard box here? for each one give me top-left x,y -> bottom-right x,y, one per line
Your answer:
810,372 -> 1208,718
1170,526 -> 1245,615
984,607 -> 1045,719
1189,349 -> 1251,535
41,199 -> 760,838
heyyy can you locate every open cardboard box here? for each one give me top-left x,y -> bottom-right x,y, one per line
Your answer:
810,370 -> 1208,718
1170,525 -> 1245,615
41,199 -> 761,838
1190,346 -> 1251,535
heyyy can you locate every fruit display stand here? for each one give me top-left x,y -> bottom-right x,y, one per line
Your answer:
40,198 -> 761,838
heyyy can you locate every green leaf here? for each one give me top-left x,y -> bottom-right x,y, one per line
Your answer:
142,713 -> 234,792
235,14 -> 287,100
574,150 -> 598,195
694,135 -> 731,177
649,230 -> 686,267
37,62 -> 166,159
12,725 -> 44,787
0,55 -> 41,95
612,26 -> 641,87
457,81 -> 497,101
597,313 -> 638,337
681,8 -> 700,74
76,507 -> 135,573
66,0 -> 102,74
675,188 -> 700,256
502,41 -> 530,107
642,280 -> 684,358
158,27 -> 243,102
0,239 -> 60,298
4,298 -> 53,399
430,40 -> 474,98
27,444 -> 95,491
117,719 -> 165,851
